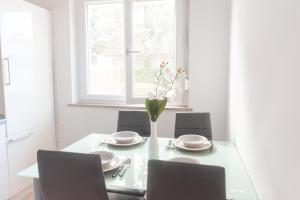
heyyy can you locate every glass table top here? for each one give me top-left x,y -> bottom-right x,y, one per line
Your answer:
19,133 -> 258,200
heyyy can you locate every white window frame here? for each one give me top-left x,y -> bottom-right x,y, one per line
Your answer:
75,0 -> 189,106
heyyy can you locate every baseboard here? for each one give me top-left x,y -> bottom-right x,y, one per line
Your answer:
9,185 -> 33,200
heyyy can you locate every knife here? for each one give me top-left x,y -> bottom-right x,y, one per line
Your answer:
119,159 -> 131,177
112,162 -> 124,178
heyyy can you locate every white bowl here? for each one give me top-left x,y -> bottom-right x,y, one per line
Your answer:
112,131 -> 139,144
92,151 -> 115,169
177,134 -> 208,148
169,157 -> 200,164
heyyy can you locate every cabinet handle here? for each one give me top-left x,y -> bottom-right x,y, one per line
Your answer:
126,49 -> 142,55
3,58 -> 11,86
7,132 -> 34,144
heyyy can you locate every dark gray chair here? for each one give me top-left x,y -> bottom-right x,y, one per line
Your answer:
147,160 -> 226,200
175,112 -> 212,140
117,111 -> 150,137
37,150 -> 144,200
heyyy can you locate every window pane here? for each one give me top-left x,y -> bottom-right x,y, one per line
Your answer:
132,0 -> 176,98
86,1 -> 125,96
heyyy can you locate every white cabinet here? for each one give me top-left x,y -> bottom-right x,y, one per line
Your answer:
7,123 -> 55,197
0,121 -> 6,138
0,1 -> 55,198
1,2 -> 54,137
0,124 -> 9,200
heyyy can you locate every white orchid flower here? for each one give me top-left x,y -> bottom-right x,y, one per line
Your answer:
157,90 -> 165,99
165,68 -> 171,76
161,80 -> 170,90
147,92 -> 155,100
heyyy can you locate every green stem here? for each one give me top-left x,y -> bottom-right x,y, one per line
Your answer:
155,65 -> 165,97
164,72 -> 180,97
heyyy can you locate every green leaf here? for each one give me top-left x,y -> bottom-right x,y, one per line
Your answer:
157,98 -> 167,118
145,98 -> 167,122
145,99 -> 153,121
152,99 -> 159,121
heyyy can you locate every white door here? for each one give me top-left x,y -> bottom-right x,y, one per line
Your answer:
0,125 -> 9,200
1,3 -> 54,136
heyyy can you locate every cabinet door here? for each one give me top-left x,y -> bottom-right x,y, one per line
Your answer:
7,123 -> 55,197
0,137 -> 9,200
0,122 -> 6,138
0,124 -> 9,200
1,3 -> 54,136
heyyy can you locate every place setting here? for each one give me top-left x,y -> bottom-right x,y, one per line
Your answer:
91,131 -> 147,178
99,131 -> 147,147
91,150 -> 132,178
167,134 -> 214,152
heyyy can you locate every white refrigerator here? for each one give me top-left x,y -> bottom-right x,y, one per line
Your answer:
0,0 -> 56,198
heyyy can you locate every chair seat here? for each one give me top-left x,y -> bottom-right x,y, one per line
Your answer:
108,192 -> 145,200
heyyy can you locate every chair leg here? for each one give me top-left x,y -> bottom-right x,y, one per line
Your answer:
33,178 -> 43,200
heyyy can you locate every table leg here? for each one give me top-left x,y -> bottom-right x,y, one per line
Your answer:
33,178 -> 43,200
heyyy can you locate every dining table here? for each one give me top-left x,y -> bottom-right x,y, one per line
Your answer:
19,133 -> 258,200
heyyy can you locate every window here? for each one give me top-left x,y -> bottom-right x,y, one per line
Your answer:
77,0 -> 189,105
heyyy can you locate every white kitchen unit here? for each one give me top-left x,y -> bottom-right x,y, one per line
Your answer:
0,122 -> 9,200
0,0 -> 56,198
7,124 -> 55,197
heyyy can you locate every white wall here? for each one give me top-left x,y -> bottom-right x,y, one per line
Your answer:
189,0 -> 231,140
49,0 -> 231,148
230,0 -> 300,199
24,0 -> 52,10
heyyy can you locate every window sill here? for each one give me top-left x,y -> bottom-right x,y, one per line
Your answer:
68,102 -> 193,111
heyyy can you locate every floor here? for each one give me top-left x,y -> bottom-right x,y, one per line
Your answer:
23,193 -> 33,200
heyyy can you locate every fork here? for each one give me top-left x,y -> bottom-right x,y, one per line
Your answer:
143,137 -> 148,143
119,159 -> 131,177
167,139 -> 175,150
209,141 -> 214,152
99,138 -> 109,146
112,161 -> 125,178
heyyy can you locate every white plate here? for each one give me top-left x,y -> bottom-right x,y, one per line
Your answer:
177,134 -> 208,148
102,156 -> 122,173
112,131 -> 139,144
107,135 -> 143,146
169,157 -> 200,164
174,139 -> 212,151
92,151 -> 115,169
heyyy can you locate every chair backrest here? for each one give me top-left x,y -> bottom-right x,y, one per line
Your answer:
117,111 -> 150,137
175,112 -> 212,139
147,160 -> 226,200
37,150 -> 109,200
